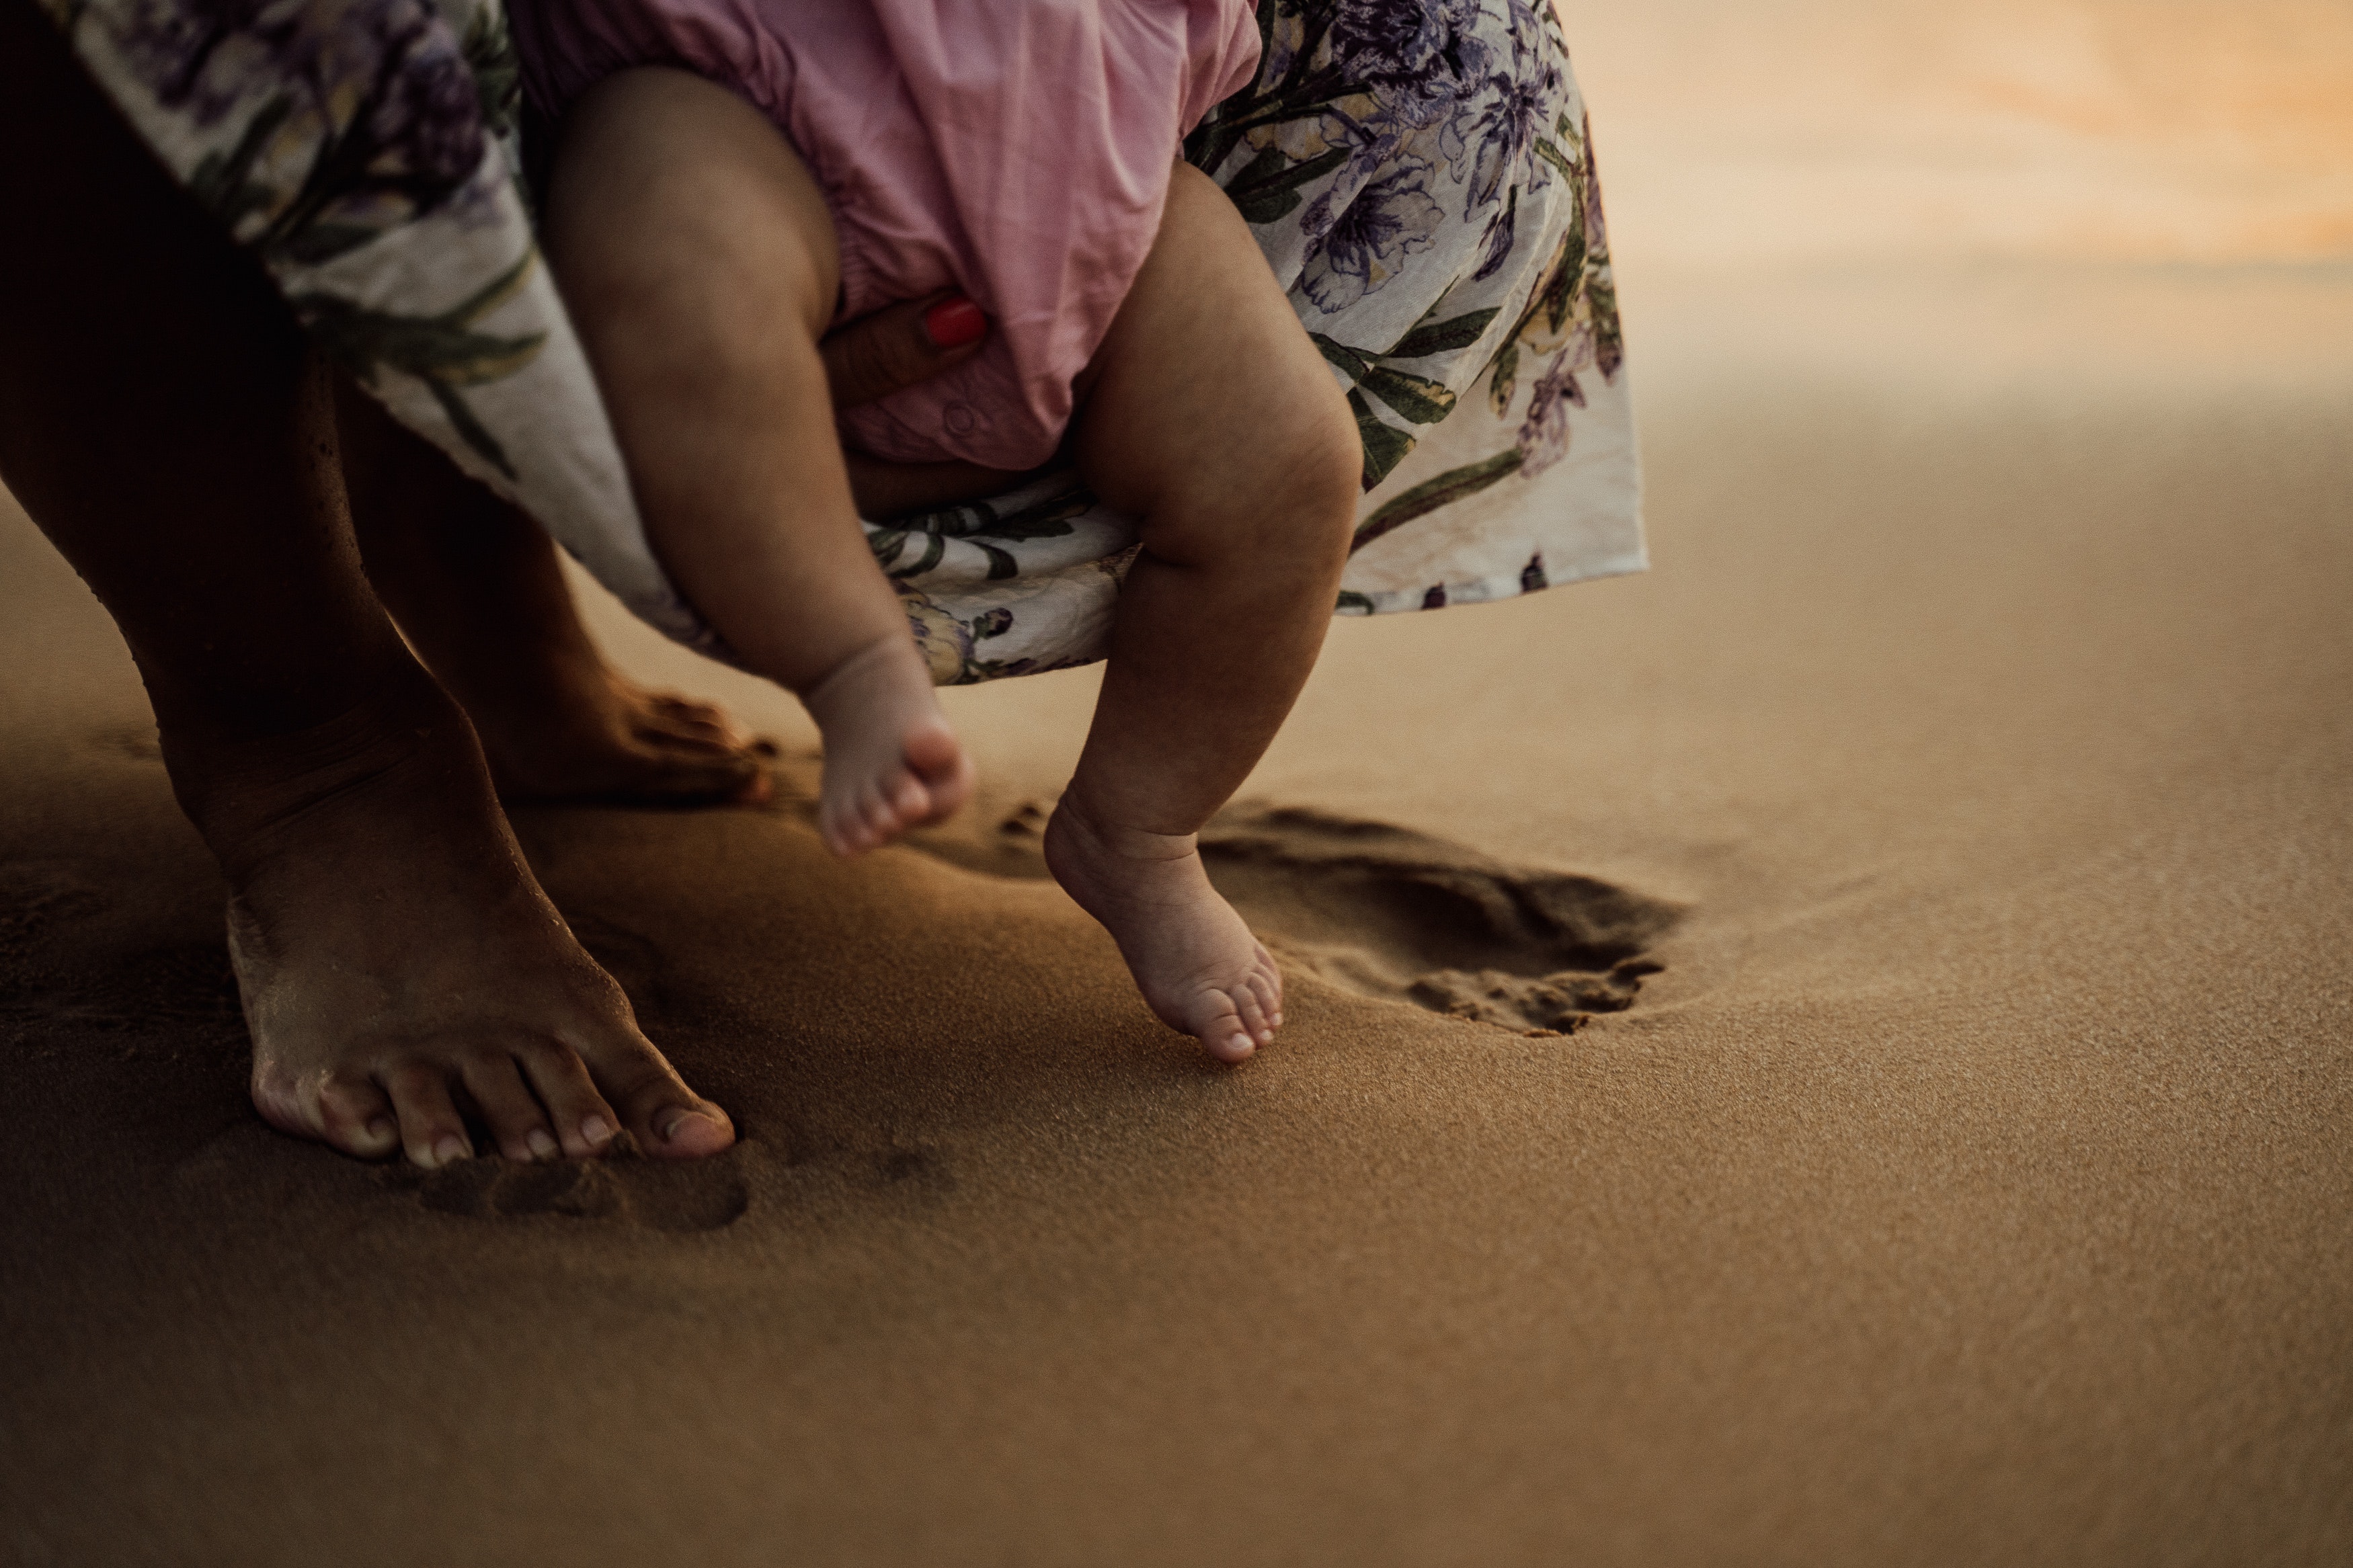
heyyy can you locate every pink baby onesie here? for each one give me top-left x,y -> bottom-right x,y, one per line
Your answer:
510,0 -> 1261,472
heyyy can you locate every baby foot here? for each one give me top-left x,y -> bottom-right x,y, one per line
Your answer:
801,633 -> 975,855
1043,796 -> 1283,1063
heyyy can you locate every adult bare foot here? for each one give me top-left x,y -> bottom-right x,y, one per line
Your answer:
335,380 -> 774,810
472,655 -> 776,809
340,273 -> 1002,815
217,686 -> 734,1166
801,634 -> 975,856
0,11 -> 732,1170
1043,794 -> 1283,1063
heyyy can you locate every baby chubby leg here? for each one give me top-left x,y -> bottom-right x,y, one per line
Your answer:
543,68 -> 970,854
1049,165 -> 1361,1062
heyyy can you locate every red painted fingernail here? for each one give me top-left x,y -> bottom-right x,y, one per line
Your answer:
922,296 -> 986,349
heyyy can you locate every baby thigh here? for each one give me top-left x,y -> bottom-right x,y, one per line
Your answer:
1065,164 -> 1360,828
1076,165 -> 1358,587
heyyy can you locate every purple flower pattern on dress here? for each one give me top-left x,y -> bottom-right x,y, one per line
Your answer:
52,0 -> 1634,684
100,0 -> 499,257
1189,0 -> 1622,501
1515,323 -> 1593,478
54,0 -> 545,481
1300,157 -> 1447,312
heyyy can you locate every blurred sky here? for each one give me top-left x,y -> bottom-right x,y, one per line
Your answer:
1552,0 -> 2353,268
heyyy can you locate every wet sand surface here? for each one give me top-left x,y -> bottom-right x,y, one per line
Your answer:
3,255 -> 2347,1564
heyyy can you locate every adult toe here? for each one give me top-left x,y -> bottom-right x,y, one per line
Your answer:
313,1073 -> 401,1159
584,1029 -> 736,1160
635,714 -> 741,755
383,1062 -> 475,1168
459,1050 -> 560,1161
514,1039 -> 622,1158
646,691 -> 742,738
637,748 -> 767,804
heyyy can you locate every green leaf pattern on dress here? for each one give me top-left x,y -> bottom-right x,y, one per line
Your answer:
45,0 -> 1640,686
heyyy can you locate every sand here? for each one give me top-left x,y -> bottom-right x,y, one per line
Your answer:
2,252 -> 2346,1564
8,0 -> 2353,1541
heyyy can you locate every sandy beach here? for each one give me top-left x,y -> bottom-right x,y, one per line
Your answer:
4,3 -> 2350,1562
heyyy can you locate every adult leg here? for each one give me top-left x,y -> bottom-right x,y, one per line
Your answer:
0,3 -> 731,1165
333,385 -> 772,807
543,68 -> 973,855
1045,164 -> 1363,1061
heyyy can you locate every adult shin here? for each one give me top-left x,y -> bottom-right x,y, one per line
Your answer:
0,0 -> 426,791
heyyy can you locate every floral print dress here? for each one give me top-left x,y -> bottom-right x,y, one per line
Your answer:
42,0 -> 1641,686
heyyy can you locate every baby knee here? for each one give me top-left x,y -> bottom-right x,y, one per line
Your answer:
1281,386 -> 1366,561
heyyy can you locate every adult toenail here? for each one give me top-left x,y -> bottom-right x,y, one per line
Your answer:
526,1128 -> 559,1160
660,1110 -> 705,1143
366,1116 -> 396,1143
434,1134 -> 470,1165
582,1115 -> 614,1147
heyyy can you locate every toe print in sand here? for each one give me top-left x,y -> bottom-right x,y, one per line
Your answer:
902,797 -> 1681,1039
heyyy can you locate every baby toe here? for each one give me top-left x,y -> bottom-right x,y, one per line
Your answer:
886,769 -> 931,823
1195,993 -> 1257,1064
858,782 -> 905,843
902,725 -> 973,820
1248,945 -> 1284,1022
1244,966 -> 1283,1032
1232,980 -> 1273,1047
818,795 -> 865,856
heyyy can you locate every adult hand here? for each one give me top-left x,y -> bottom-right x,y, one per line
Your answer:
820,290 -> 988,411
817,290 -> 1033,518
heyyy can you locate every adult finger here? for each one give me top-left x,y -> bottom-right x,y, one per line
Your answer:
820,290 -> 988,411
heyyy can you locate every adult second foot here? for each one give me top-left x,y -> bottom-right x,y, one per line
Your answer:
477,657 -> 776,809
800,634 -> 974,856
214,696 -> 736,1167
330,376 -> 772,811
1043,795 -> 1283,1063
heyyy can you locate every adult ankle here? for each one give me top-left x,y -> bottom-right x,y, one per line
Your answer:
159,674 -> 489,878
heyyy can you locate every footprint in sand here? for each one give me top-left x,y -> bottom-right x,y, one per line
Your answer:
0,860 -> 108,966
910,799 -> 1681,1036
383,1143 -> 752,1233
86,723 -> 163,764
368,909 -> 746,1232
0,863 -> 251,1058
1199,807 -> 1679,1035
